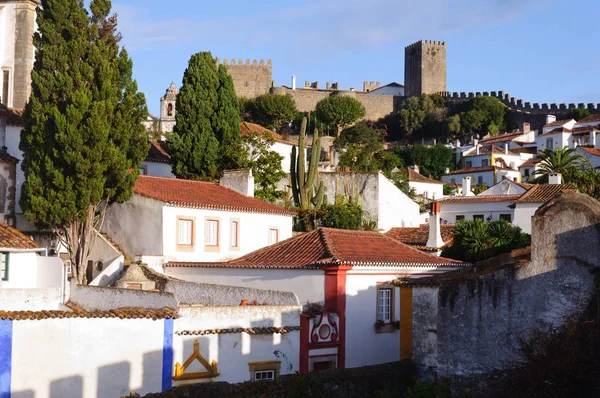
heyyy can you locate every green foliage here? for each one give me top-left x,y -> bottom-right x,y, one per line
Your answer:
447,114 -> 461,136
443,184 -> 455,195
335,123 -> 402,172
531,147 -> 584,183
315,95 -> 366,136
565,106 -> 591,121
20,0 -> 148,283
403,378 -> 466,398
388,169 -> 415,199
441,220 -> 530,262
399,94 -> 447,138
456,96 -> 507,135
395,144 -> 452,179
291,117 -> 325,211
320,200 -> 363,230
249,94 -> 298,131
214,64 -> 241,170
572,166 -> 600,200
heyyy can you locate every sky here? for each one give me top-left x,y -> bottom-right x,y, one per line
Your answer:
112,0 -> 600,116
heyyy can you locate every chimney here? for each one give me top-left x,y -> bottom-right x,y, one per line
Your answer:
549,173 -> 562,185
291,75 -> 296,90
413,165 -> 420,174
523,122 -> 530,133
473,136 -> 479,155
462,176 -> 474,196
444,167 -> 450,174
504,142 -> 509,155
546,115 -> 556,125
220,169 -> 255,197
591,130 -> 597,148
426,202 -> 445,250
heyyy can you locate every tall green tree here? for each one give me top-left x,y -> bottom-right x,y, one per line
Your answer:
395,144 -> 452,179
399,94 -> 446,138
531,147 -> 584,183
215,64 -> 241,170
249,94 -> 298,131
168,52 -> 220,179
457,96 -> 507,135
315,95 -> 365,136
334,123 -> 401,172
20,0 -> 148,284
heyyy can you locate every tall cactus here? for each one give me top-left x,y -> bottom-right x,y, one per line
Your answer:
290,117 -> 325,209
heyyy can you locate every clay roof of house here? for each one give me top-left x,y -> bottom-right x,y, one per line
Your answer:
479,131 -> 530,145
385,225 -> 455,251
176,326 -> 300,336
538,127 -> 572,137
579,147 -> 600,157
513,184 -> 574,204
577,114 -> 600,124
519,158 -> 541,168
0,222 -> 39,249
166,227 -> 465,269
464,145 -> 519,157
240,121 -> 294,145
512,180 -> 536,190
133,175 -> 295,216
0,150 -> 18,164
545,119 -> 574,127
439,195 -> 521,204
146,140 -> 171,164
0,107 -> 24,126
0,303 -> 178,321
442,166 -> 516,176
570,125 -> 600,134
406,168 -> 443,185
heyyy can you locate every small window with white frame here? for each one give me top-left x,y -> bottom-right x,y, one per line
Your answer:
230,219 -> 239,249
248,360 -> 280,381
204,218 -> 220,252
0,252 -> 8,281
254,370 -> 275,381
268,228 -> 279,245
176,217 -> 194,251
377,288 -> 392,323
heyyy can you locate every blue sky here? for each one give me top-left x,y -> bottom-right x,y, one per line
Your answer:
112,0 -> 600,116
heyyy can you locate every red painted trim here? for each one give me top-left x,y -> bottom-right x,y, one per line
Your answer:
309,353 -> 339,358
300,316 -> 310,373
320,264 -> 351,369
308,342 -> 340,349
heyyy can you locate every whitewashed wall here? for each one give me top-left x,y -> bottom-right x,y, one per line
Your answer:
164,267 -> 324,304
442,171 -> 495,187
439,201 -> 515,224
478,180 -> 527,196
496,169 -> 522,183
142,161 -> 175,178
161,206 -> 293,263
0,4 -> 16,107
513,203 -> 540,234
408,181 -> 443,200
536,132 -> 571,151
0,253 -> 63,289
271,142 -> 294,174
0,287 -> 62,310
377,173 -> 421,231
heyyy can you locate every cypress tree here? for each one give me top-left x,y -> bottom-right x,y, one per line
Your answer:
214,64 -> 241,172
168,52 -> 220,179
20,0 -> 148,283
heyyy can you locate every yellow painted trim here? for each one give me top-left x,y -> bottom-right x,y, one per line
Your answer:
173,340 -> 220,381
399,287 -> 413,360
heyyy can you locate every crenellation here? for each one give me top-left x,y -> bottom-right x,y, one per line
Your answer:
483,92 -> 489,96
542,104 -> 549,110
468,92 -> 474,98
578,103 -> 584,109
568,103 -> 575,109
551,104 -> 558,110
588,103 -> 595,110
525,102 -> 531,109
252,59 -> 257,66
533,103 -> 540,110
498,91 -> 504,98
559,104 -> 567,110
238,58 -> 243,65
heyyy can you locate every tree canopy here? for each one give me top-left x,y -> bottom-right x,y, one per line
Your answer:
20,0 -> 148,283
168,51 -> 240,180
398,94 -> 447,138
531,147 -> 584,183
456,96 -> 507,135
565,106 -> 591,121
315,95 -> 365,136
395,144 -> 452,179
245,94 -> 298,131
334,123 -> 401,172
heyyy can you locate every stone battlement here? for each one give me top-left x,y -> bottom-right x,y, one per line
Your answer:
216,58 -> 272,67
405,39 -> 446,51
438,91 -> 600,114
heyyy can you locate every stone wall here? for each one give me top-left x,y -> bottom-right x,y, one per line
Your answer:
13,0 -> 36,108
219,58 -> 272,99
404,40 -> 446,97
407,192 -> 600,377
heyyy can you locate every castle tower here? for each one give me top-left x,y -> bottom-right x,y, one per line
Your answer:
159,82 -> 178,133
404,40 -> 446,97
0,0 -> 38,108
220,58 -> 272,99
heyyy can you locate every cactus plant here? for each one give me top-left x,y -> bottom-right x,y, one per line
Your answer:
290,117 -> 326,209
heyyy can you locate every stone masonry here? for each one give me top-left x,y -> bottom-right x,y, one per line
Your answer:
218,58 -> 273,99
12,0 -> 37,108
404,40 -> 447,97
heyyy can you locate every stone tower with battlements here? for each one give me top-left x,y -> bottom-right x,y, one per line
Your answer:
404,40 -> 446,98
217,58 -> 272,99
0,0 -> 37,108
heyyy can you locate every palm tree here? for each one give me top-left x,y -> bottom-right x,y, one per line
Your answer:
531,147 -> 584,183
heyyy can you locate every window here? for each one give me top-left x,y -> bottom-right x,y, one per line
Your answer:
473,215 -> 484,221
450,178 -> 455,183
230,220 -> 239,249
176,217 -> 195,251
126,283 -> 143,290
204,218 -> 221,252
481,159 -> 489,167
377,289 -> 392,322
0,252 -> 8,281
466,160 -> 472,168
500,214 -> 512,222
254,370 -> 275,381
524,168 -> 530,177
268,228 -> 279,245
248,361 -> 280,381
138,165 -> 148,175
167,103 -> 173,116
456,215 -> 465,222
2,70 -> 8,106
477,176 -> 483,185
546,138 -> 553,149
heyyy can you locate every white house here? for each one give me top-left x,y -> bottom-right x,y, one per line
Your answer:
441,166 -> 522,188
519,158 -> 541,182
576,147 -> 600,169
478,123 -> 536,151
438,193 -> 518,224
510,183 -> 573,234
164,227 -> 466,371
406,167 -> 444,200
365,82 -> 405,96
240,121 -> 296,173
141,140 -> 174,178
101,175 -> 295,268
536,118 -> 576,151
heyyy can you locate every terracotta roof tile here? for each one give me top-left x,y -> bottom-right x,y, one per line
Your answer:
176,326 -> 300,336
0,222 -> 39,249
513,184 -> 574,204
133,175 -> 295,216
545,119 -> 574,127
385,225 -> 455,250
464,145 -> 518,157
442,166 -> 515,176
479,131 -> 531,145
0,107 -> 24,126
0,150 -> 18,164
439,195 -> 521,204
240,122 -> 294,145
0,304 -> 178,321
570,125 -> 600,134
538,127 -> 571,137
407,168 -> 443,185
579,147 -> 600,157
146,140 -> 171,164
577,114 -> 600,124
166,227 -> 465,269
519,158 -> 541,168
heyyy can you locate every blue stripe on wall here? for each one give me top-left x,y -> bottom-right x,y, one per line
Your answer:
162,318 -> 174,391
0,319 -> 12,398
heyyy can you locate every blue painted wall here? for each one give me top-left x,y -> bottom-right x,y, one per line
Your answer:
0,319 -> 12,398
161,318 -> 173,391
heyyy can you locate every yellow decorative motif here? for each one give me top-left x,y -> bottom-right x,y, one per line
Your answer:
172,340 -> 220,381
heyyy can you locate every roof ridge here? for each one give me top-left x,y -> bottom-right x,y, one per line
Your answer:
318,228 -> 339,262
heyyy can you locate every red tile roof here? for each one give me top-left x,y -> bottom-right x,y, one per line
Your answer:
176,326 -> 300,336
513,184 -> 574,204
166,227 -> 465,269
0,222 -> 39,249
240,122 -> 294,145
133,175 -> 295,216
545,119 -> 574,127
0,150 -> 18,164
539,127 -> 571,137
146,140 -> 171,164
407,168 -> 443,185
442,166 -> 516,176
570,125 -> 600,134
385,225 -> 455,250
579,147 -> 600,157
0,304 -> 178,320
439,195 -> 521,204
519,158 -> 541,168
464,145 -> 519,157
0,107 -> 24,126
479,131 -> 531,145
577,114 -> 600,124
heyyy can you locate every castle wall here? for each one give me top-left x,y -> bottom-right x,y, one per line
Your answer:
219,58 -> 272,99
13,0 -> 36,108
404,40 -> 446,97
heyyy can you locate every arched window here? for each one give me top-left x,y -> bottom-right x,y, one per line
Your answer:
167,103 -> 173,116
